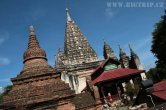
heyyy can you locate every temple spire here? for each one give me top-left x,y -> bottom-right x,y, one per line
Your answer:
118,45 -> 127,57
118,45 -> 129,68
23,26 -> 47,63
128,44 -> 137,57
66,8 -> 72,22
28,25 -> 40,49
118,45 -> 123,55
64,8 -> 98,65
128,44 -> 132,51
128,44 -> 141,69
103,40 -> 117,60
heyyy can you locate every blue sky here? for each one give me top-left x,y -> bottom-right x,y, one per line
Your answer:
0,0 -> 165,88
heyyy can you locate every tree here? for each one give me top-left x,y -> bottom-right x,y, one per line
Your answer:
0,85 -> 12,104
151,10 -> 166,79
146,68 -> 161,83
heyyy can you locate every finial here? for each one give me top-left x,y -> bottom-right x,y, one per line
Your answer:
54,54 -> 57,66
66,8 -> 72,22
58,47 -> 62,52
118,44 -> 124,55
102,38 -> 106,44
118,44 -> 121,50
128,43 -> 134,53
29,25 -> 35,35
128,43 -> 137,56
128,43 -> 132,50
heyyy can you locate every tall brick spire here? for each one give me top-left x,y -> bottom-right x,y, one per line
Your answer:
27,25 -> 40,48
2,26 -> 75,109
23,25 -> 47,63
64,8 -> 98,65
21,26 -> 53,76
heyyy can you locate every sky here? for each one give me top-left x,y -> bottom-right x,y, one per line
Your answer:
0,0 -> 165,88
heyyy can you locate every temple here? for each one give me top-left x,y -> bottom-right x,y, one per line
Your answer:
0,7 -> 148,110
56,8 -> 101,93
0,26 -> 100,110
89,57 -> 145,105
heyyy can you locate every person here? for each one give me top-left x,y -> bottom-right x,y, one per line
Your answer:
108,93 -> 113,103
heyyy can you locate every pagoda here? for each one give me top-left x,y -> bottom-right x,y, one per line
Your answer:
1,26 -> 76,109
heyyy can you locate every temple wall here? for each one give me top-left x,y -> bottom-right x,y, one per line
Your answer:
77,77 -> 86,93
61,71 -> 70,84
60,68 -> 96,94
12,78 -> 59,90
141,73 -> 147,80
56,102 -> 75,110
138,65 -> 147,80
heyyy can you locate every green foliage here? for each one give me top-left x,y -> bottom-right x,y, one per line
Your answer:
146,68 -> 161,83
151,10 -> 166,79
0,85 -> 12,104
125,82 -> 135,102
0,93 -> 3,104
125,82 -> 134,94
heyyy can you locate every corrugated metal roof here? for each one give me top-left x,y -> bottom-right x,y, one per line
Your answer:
152,81 -> 166,100
93,68 -> 144,84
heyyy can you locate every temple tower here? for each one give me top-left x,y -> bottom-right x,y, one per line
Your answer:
64,8 -> 98,65
119,45 -> 129,68
103,41 -> 118,60
128,44 -> 146,80
1,26 -> 75,109
129,44 -> 141,69
57,8 -> 100,93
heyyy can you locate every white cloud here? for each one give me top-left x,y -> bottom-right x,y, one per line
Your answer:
105,8 -> 114,18
0,87 -> 3,93
0,32 -> 9,45
0,57 -> 10,66
105,1 -> 116,19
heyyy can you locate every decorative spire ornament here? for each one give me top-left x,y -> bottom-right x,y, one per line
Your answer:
29,25 -> 35,35
66,8 -> 72,22
23,25 -> 47,63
